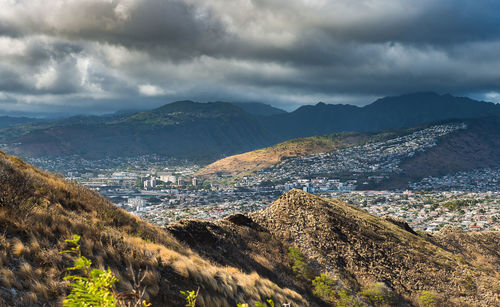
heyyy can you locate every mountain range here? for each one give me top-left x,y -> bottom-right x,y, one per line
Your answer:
1,92 -> 500,162
0,116 -> 44,129
0,151 -> 498,306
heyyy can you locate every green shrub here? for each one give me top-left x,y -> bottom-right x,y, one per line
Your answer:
336,289 -> 363,307
358,282 -> 396,306
287,246 -> 314,280
255,299 -> 274,307
418,291 -> 438,307
312,273 -> 337,303
61,235 -> 150,307
237,299 -> 274,307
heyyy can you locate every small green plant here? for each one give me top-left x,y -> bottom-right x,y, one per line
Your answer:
358,282 -> 396,306
312,273 -> 337,302
256,299 -> 274,307
238,299 -> 274,307
336,289 -> 363,307
60,234 -> 118,307
180,288 -> 199,307
61,235 -> 150,307
287,246 -> 314,280
418,291 -> 438,307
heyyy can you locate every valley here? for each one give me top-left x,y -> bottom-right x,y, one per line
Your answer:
18,118 -> 499,234
0,151 -> 499,306
3,2 -> 500,306
1,94 -> 500,307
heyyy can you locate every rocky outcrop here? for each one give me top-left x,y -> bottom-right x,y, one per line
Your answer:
248,189 -> 500,306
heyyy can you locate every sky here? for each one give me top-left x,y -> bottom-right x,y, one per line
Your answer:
1,0 -> 500,115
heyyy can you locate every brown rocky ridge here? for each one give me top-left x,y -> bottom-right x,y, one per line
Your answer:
167,189 -> 500,306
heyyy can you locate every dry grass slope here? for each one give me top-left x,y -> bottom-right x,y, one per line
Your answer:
0,151 -> 307,306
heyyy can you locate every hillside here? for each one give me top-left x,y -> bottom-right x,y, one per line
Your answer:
4,101 -> 277,161
197,130 -> 412,178
168,189 -> 500,306
201,117 -> 500,190
0,153 -> 499,306
2,92 -> 500,161
373,116 -> 500,189
0,151 -> 307,306
251,190 -> 500,306
196,135 -> 347,177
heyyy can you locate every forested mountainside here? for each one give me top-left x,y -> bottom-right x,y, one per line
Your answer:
2,92 -> 500,162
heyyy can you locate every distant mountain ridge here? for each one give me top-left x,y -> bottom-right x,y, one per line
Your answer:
231,102 -> 287,116
2,92 -> 500,161
262,92 -> 500,139
0,116 -> 44,129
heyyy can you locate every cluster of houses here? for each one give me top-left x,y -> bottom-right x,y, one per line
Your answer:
409,167 -> 500,191
231,123 -> 466,190
331,190 -> 499,232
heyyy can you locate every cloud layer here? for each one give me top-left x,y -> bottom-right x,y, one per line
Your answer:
1,0 -> 500,114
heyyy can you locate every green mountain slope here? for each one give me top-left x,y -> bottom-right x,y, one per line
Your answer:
2,92 -> 500,161
5,101 -> 277,161
0,116 -> 44,129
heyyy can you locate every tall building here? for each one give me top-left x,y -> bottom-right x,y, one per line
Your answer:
143,178 -> 156,190
158,172 -> 176,183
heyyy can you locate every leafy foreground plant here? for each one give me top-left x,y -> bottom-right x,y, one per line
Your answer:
180,288 -> 199,307
61,235 -> 150,307
358,282 -> 396,306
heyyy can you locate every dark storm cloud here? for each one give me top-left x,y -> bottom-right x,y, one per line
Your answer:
0,0 -> 500,114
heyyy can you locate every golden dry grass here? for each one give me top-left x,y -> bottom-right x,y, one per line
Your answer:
0,151 -> 307,306
197,136 -> 344,177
